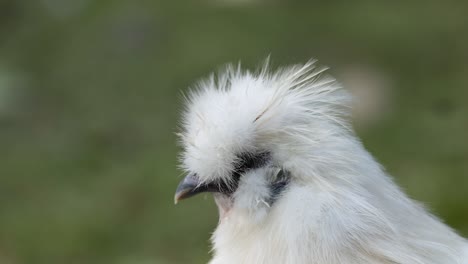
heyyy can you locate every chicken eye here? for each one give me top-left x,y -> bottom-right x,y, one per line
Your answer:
234,151 -> 271,175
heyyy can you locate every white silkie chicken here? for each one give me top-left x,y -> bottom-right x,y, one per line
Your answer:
174,60 -> 468,264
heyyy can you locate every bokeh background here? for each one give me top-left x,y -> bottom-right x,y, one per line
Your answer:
0,1 -> 467,263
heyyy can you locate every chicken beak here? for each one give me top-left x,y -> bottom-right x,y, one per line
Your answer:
174,173 -> 236,204
174,173 -> 205,204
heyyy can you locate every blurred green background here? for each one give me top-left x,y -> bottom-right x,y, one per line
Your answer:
0,0 -> 467,263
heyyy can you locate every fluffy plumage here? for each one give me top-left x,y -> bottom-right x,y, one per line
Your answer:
176,60 -> 468,264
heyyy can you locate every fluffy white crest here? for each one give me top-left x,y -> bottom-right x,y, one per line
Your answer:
178,60 -> 468,264
179,60 -> 349,185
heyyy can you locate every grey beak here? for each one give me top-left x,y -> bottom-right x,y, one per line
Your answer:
175,173 -> 238,204
174,173 -> 203,204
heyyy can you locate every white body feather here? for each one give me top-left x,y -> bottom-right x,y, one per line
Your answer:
179,61 -> 468,264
